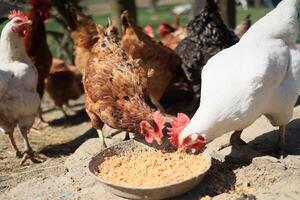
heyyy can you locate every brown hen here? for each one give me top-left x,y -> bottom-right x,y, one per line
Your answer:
45,58 -> 83,117
24,0 -> 52,123
67,7 -> 99,74
84,24 -> 164,147
121,11 -> 183,112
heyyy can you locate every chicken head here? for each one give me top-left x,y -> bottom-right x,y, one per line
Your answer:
8,10 -> 32,37
158,23 -> 175,38
168,113 -> 207,150
139,111 -> 164,145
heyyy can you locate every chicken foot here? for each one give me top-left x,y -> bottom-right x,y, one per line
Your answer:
217,130 -> 246,151
7,131 -> 22,158
19,127 -> 46,166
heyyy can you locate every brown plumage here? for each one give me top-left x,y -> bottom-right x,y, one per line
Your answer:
121,11 -> 183,112
84,24 -> 164,146
67,8 -> 99,73
45,58 -> 83,117
24,0 -> 52,122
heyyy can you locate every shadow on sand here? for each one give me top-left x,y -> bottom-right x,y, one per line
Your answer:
174,116 -> 300,199
40,128 -> 97,157
48,108 -> 90,127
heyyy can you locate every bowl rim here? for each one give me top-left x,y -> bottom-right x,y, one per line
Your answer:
88,140 -> 212,190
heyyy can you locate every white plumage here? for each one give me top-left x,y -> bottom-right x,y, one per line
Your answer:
179,0 -> 300,150
0,17 -> 41,164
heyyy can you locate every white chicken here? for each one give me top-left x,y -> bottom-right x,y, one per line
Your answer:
0,10 -> 44,165
168,0 -> 300,154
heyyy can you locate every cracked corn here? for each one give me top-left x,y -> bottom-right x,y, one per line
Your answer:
97,148 -> 207,187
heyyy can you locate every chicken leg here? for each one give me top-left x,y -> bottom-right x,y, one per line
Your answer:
7,131 -> 22,158
58,105 -> 75,119
32,110 -> 48,131
97,129 -> 107,148
279,125 -> 286,158
38,107 -> 47,123
214,130 -> 246,151
230,130 -> 247,148
59,106 -> 70,118
124,132 -> 130,140
19,127 -> 46,166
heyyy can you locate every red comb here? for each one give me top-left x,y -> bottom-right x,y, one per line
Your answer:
30,0 -> 51,6
167,113 -> 190,147
8,10 -> 28,21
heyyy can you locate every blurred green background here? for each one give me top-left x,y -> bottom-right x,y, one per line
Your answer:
0,0 -> 296,60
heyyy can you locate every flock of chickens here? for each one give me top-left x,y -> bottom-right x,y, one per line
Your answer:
0,0 -> 299,166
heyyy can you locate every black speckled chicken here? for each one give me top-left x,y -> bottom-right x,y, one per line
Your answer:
176,0 -> 239,106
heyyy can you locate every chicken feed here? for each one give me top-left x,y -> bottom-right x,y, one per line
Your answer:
96,148 -> 208,187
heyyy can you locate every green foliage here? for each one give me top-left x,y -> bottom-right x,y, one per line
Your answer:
1,3 -> 300,59
38,5 -> 276,58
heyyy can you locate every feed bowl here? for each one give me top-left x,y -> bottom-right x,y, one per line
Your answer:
88,140 -> 211,200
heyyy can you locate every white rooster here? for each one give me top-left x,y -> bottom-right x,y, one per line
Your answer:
0,10 -> 44,165
168,0 -> 300,155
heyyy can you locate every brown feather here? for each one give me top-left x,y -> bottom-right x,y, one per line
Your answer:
84,25 -> 155,133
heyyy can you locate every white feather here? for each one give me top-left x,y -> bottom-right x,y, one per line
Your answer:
179,0 -> 300,143
0,18 -> 40,131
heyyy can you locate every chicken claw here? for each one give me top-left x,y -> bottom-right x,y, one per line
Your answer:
20,151 -> 46,166
16,151 -> 22,158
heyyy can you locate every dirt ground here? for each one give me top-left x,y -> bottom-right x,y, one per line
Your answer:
1,94 -> 300,199
0,94 -> 96,193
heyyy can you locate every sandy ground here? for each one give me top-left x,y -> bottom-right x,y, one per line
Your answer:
1,94 -> 300,199
0,94 -> 96,193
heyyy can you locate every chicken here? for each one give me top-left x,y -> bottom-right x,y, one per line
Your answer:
84,23 -> 164,147
0,10 -> 45,165
67,7 -> 99,74
158,6 -> 189,50
175,0 -> 239,107
169,0 -> 300,155
121,11 -> 183,111
234,14 -> 252,38
24,0 -> 52,123
158,23 -> 187,50
45,58 -> 84,117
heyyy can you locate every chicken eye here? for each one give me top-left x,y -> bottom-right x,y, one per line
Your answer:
123,96 -> 130,101
15,19 -> 22,23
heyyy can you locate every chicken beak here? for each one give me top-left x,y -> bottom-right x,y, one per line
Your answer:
155,137 -> 163,145
15,20 -> 32,33
21,20 -> 32,28
180,134 -> 207,150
